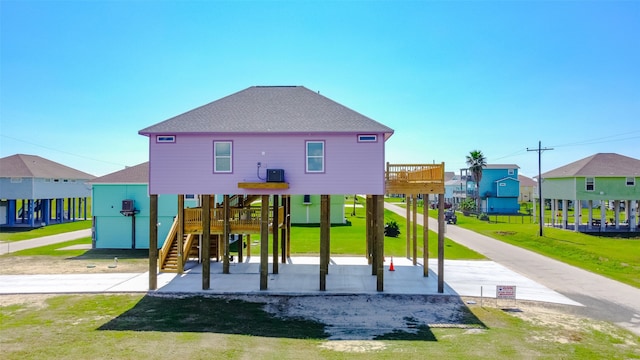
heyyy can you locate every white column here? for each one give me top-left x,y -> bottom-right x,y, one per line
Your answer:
614,200 -> 620,229
551,199 -> 556,227
532,196 -> 537,223
600,201 -> 606,231
574,199 -> 580,232
588,200 -> 593,230
630,200 -> 638,231
562,199 -> 568,229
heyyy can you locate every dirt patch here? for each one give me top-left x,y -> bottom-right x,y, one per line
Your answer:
494,231 -> 517,236
319,340 -> 386,352
0,256 -> 148,275
205,293 -> 480,340
0,293 -> 55,308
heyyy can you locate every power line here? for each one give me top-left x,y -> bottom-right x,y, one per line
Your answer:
1,134 -> 127,167
550,130 -> 640,148
527,141 -> 553,237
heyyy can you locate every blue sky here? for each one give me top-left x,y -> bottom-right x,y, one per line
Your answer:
1,0 -> 639,177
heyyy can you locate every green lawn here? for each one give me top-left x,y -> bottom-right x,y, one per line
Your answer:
1,294 -> 638,359
248,196 -> 483,260
0,220 -> 92,241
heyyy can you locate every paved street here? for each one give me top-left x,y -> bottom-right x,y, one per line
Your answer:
0,229 -> 92,255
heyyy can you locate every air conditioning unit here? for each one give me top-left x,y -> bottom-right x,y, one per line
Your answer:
122,199 -> 134,212
267,169 -> 285,183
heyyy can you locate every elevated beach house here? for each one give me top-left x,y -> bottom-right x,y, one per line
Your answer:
0,154 -> 93,228
541,153 -> 639,232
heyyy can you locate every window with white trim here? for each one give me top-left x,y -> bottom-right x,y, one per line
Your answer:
626,177 -> 635,186
306,141 -> 324,173
586,177 -> 595,191
213,141 -> 232,173
156,135 -> 175,143
508,169 -> 514,175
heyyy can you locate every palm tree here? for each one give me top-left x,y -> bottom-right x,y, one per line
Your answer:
466,150 -> 487,212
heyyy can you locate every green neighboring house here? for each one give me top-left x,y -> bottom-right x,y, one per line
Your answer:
541,153 -> 640,232
289,194 -> 346,225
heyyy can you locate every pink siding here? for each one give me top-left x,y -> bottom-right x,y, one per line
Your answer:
148,133 -> 386,195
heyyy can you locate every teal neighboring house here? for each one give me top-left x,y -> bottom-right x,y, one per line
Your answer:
541,153 -> 640,232
289,194 -> 346,225
472,164 -> 520,214
91,162 -> 197,249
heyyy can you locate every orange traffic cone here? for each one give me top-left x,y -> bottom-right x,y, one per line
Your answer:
389,257 -> 395,271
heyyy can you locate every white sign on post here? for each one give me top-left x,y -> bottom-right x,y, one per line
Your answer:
496,285 -> 516,300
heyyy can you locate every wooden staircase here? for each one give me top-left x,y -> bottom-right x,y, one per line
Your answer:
159,218 -> 219,272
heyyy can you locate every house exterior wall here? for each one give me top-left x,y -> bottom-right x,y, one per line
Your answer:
92,184 -> 178,249
0,178 -> 33,198
575,176 -> 640,200
486,197 -> 519,214
519,185 -> 536,202
478,168 -> 520,213
290,194 -> 346,224
542,178 -> 576,200
0,177 -> 91,199
496,178 -> 519,198
147,133 -> 386,195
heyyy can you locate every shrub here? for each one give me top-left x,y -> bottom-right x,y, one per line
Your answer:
384,220 -> 400,237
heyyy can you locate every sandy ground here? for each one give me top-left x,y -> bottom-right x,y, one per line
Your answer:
2,292 -> 636,354
0,256 -> 149,275
1,256 -> 638,351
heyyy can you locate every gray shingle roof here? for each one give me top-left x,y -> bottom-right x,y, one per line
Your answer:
542,153 -> 640,178
139,86 -> 394,138
89,162 -> 148,184
0,154 -> 95,179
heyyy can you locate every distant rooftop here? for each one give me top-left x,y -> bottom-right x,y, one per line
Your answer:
0,154 -> 95,179
90,162 -> 148,184
542,153 -> 640,178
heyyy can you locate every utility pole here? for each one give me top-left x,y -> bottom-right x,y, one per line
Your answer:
527,141 -> 553,236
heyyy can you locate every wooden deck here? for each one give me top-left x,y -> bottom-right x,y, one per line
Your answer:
183,206 -> 285,234
385,163 -> 445,194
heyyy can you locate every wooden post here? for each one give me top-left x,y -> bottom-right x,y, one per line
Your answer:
286,195 -> 292,258
272,195 -> 279,274
412,193 -> 418,265
237,195 -> 243,263
202,194 -> 211,290
365,195 -> 378,275
437,193 -> 445,293
281,195 -> 288,264
246,234 -> 251,257
223,194 -> 230,274
320,194 -> 330,290
423,194 -> 429,277
375,195 -> 384,292
405,194 -> 411,258
177,195 -> 184,274
149,194 -> 158,290
260,195 -> 269,290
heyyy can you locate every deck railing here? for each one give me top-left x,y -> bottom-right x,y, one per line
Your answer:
385,163 -> 444,183
183,206 -> 284,234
